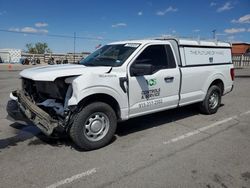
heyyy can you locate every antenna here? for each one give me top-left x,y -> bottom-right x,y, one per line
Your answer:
73,32 -> 76,63
212,29 -> 216,40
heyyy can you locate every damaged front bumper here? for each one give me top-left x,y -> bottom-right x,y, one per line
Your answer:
7,90 -> 61,136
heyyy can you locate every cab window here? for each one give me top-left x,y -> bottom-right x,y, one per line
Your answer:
132,45 -> 176,73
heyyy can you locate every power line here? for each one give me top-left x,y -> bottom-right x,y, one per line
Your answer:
0,28 -> 116,41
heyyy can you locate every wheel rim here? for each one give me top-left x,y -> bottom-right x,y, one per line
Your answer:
83,112 -> 110,142
208,92 -> 219,109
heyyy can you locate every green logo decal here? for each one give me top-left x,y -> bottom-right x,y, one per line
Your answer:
147,79 -> 157,86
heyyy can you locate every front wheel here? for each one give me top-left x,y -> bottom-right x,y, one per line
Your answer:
70,102 -> 117,150
199,85 -> 222,115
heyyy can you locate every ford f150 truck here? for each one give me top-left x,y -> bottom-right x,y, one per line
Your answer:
7,38 -> 234,150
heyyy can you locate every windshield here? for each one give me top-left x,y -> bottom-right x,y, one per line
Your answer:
80,43 -> 140,67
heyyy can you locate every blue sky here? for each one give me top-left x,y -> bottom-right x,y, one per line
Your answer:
0,0 -> 249,53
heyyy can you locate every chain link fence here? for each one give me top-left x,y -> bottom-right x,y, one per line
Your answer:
21,52 -> 90,64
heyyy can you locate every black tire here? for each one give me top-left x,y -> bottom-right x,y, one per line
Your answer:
70,102 -> 117,150
199,85 -> 222,115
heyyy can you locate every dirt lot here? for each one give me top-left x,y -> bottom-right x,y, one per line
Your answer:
0,66 -> 250,188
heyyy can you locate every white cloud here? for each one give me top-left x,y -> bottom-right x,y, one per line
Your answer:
138,11 -> 143,16
156,6 -> 178,16
231,14 -> 250,24
37,29 -> 49,33
21,27 -> 38,33
248,28 -> 250,32
35,22 -> 48,27
193,29 -> 200,32
9,27 -> 48,34
231,19 -> 237,23
210,2 -> 217,7
217,2 -> 233,12
112,23 -> 127,28
224,28 -> 246,34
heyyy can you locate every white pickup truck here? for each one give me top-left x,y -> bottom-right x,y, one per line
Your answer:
7,38 -> 234,150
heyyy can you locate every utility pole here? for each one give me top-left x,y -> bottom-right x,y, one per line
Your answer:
73,32 -> 76,63
212,29 -> 216,40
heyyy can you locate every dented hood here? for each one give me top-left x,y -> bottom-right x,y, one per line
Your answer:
20,64 -> 111,81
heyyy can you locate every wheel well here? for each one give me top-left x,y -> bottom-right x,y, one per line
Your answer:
210,79 -> 224,94
77,94 -> 121,119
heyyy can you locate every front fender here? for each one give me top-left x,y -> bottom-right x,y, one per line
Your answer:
68,86 -> 128,110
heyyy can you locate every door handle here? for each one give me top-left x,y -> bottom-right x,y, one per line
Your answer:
164,76 -> 174,83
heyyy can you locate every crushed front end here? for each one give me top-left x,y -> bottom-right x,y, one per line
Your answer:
7,77 -> 74,136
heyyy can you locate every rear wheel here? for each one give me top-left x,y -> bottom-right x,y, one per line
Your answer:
70,102 -> 117,150
199,85 -> 222,115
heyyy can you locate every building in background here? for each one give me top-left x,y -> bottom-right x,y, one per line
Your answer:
232,43 -> 250,55
0,49 -> 22,63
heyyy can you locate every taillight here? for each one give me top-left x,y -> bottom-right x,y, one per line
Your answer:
230,68 -> 235,81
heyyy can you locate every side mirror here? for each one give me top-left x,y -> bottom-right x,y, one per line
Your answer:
130,63 -> 153,76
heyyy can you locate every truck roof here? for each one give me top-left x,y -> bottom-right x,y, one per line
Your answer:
110,38 -> 231,48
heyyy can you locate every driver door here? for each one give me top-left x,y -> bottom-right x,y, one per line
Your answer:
128,44 -> 180,118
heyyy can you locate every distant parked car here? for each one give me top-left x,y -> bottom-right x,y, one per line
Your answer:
30,58 -> 40,65
63,59 -> 68,64
36,58 -> 40,64
0,57 -> 3,63
56,60 -> 62,64
48,57 -> 55,65
19,58 -> 30,65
